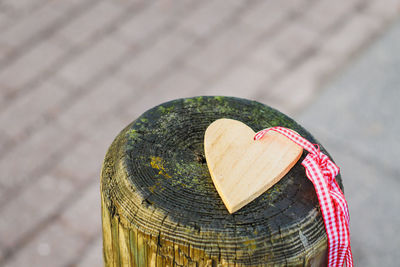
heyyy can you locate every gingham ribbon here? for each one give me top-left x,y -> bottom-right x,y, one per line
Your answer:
254,126 -> 353,267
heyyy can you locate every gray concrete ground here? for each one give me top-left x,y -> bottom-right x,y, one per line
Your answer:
0,0 -> 399,266
299,20 -> 400,266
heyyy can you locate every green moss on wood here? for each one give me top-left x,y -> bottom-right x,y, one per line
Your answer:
101,96 -> 337,266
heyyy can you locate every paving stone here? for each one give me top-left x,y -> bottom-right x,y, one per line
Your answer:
119,29 -> 196,84
240,0 -> 306,32
57,77 -> 134,135
0,0 -> 97,74
0,2 -> 62,48
257,51 -> 339,116
59,182 -> 101,239
116,1 -> 173,45
113,0 -> 137,6
178,0 -> 245,38
76,237 -> 103,267
300,0 -> 362,33
0,123 -> 77,193
320,13 -> 383,60
186,22 -> 260,78
363,0 -> 400,21
0,174 -> 74,250
58,36 -> 128,87
153,66 -> 204,94
0,0 -> 50,16
267,21 -> 319,62
150,0 -> 199,17
116,0 -> 197,46
47,0 -> 95,11
204,64 -> 269,98
0,196 -> 35,250
2,220 -> 86,267
79,109 -> 129,150
119,67 -> 204,121
246,41 -> 289,76
0,10 -> 12,33
0,41 -> 65,90
54,1 -> 124,47
0,78 -> 69,139
50,139 -> 105,183
0,246 -> 4,263
0,131 -> 12,154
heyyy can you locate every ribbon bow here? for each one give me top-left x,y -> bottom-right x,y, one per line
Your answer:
254,127 -> 353,267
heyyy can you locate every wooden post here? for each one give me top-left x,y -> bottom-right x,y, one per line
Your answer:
101,96 -> 339,266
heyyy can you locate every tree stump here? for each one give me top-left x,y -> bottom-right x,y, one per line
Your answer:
101,96 -> 341,266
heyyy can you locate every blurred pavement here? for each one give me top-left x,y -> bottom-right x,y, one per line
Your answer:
0,0 -> 399,266
299,20 -> 400,266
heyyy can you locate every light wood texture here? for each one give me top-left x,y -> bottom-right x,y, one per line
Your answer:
101,96 -> 334,266
204,118 -> 303,214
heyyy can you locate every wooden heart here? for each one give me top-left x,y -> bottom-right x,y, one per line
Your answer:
204,118 -> 303,214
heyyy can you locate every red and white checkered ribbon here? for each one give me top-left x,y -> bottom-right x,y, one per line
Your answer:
254,126 -> 353,267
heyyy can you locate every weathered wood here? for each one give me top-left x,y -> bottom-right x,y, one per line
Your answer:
204,118 -> 303,214
101,96 -> 341,266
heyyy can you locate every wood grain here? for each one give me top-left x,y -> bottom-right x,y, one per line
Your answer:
204,118 -> 303,214
101,96 -> 338,266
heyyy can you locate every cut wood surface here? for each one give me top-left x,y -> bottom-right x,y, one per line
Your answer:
204,118 -> 303,214
101,96 -> 342,266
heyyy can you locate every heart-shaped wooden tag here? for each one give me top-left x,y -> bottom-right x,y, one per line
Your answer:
204,118 -> 303,213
